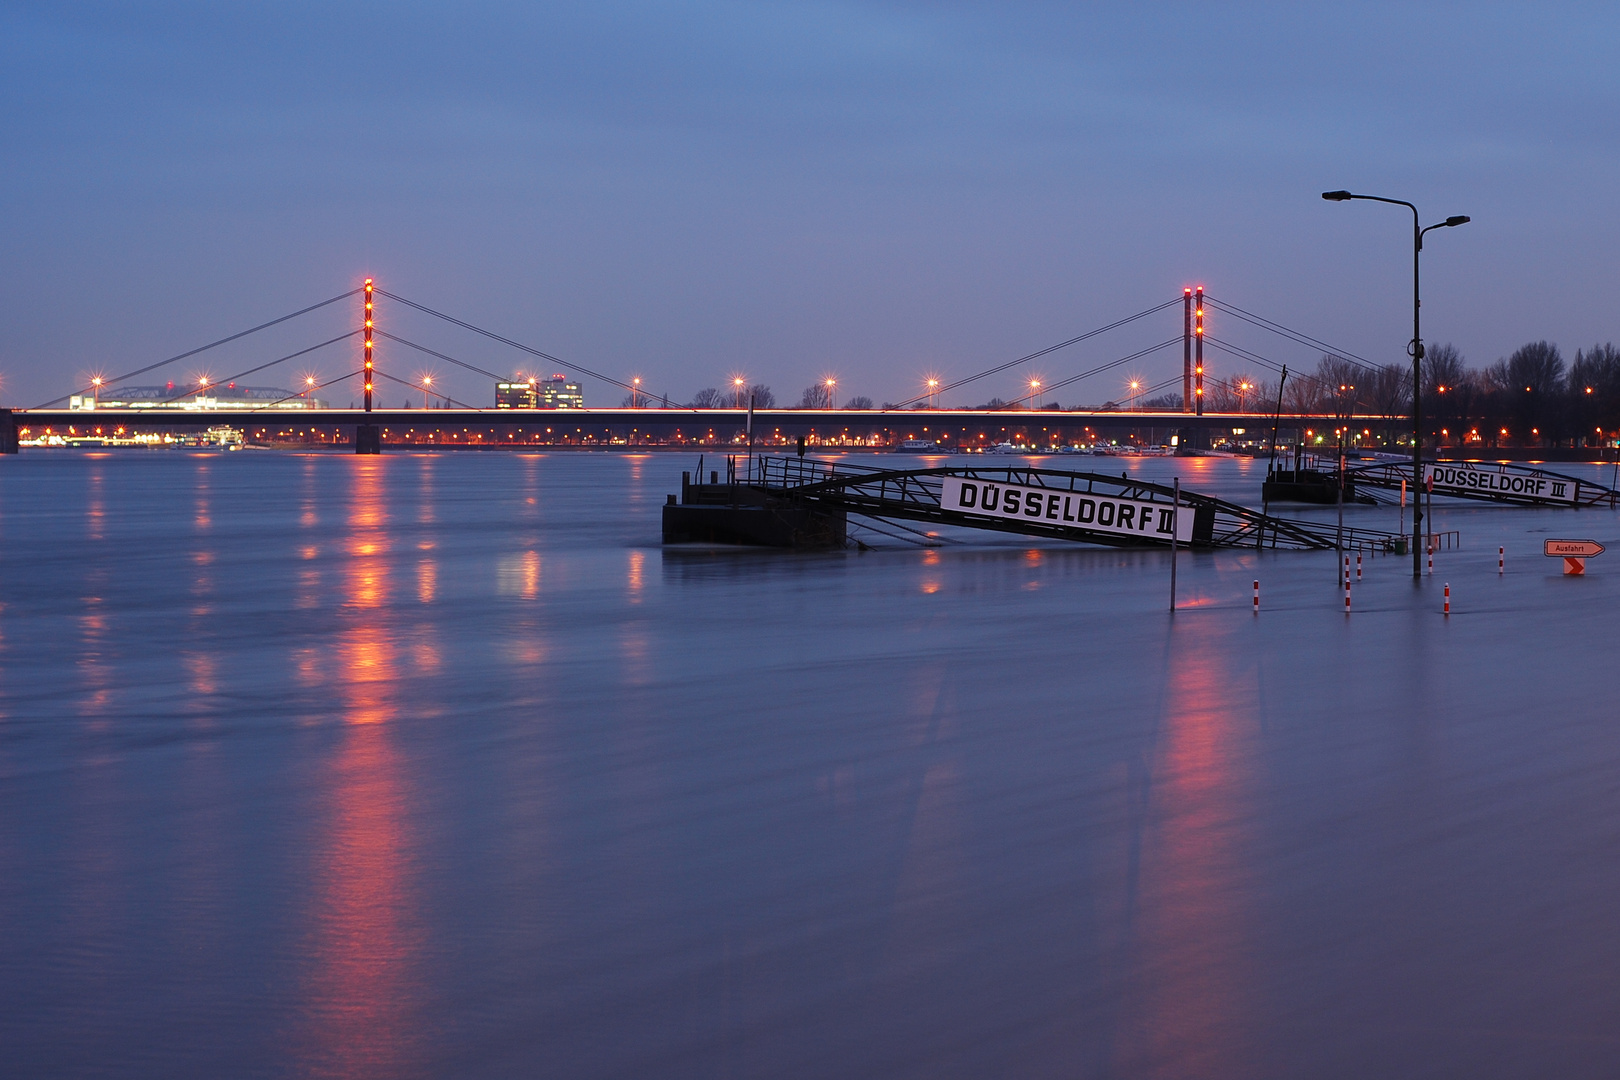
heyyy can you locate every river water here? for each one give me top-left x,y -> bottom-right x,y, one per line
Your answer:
3,450 -> 1619,1078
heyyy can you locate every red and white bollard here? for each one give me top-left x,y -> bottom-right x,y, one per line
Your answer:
1356,552 -> 1363,581
1428,544 -> 1434,575
1253,579 -> 1260,612
1499,546 -> 1505,574
1343,554 -> 1351,586
1344,577 -> 1352,613
1444,582 -> 1451,616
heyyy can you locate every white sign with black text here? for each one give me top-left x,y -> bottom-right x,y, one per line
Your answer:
1424,463 -> 1577,503
939,477 -> 1194,543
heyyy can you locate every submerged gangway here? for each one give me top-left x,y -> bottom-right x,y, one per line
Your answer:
743,456 -> 1403,551
1335,458 -> 1619,508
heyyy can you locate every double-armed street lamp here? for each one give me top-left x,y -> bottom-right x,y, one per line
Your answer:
1322,190 -> 1470,578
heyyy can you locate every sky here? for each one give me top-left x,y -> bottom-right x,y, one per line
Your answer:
3,2 -> 1619,410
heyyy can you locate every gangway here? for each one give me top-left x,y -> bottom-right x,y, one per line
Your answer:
687,457 -> 1405,551
1338,459 -> 1618,508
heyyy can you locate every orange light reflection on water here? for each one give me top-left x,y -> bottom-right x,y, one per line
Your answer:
298,458 -> 421,1075
1118,626 -> 1258,1074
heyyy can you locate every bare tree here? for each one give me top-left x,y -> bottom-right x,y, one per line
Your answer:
1422,344 -> 1465,446
1504,341 -> 1564,443
690,387 -> 722,408
1570,343 -> 1620,444
845,396 -> 874,409
796,384 -> 831,409
748,384 -> 776,409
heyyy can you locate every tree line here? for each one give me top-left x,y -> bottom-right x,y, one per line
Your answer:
1201,341 -> 1620,448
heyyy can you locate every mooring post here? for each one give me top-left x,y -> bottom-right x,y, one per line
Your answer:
1169,478 -> 1179,612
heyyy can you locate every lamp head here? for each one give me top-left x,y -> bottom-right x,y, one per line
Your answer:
1322,190 -> 1354,201
1444,215 -> 1471,227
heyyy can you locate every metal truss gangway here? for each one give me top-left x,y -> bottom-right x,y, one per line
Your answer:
748,457 -> 1403,551
1338,458 -> 1619,508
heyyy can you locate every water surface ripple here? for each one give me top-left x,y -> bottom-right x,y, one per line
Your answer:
3,450 -> 1619,1078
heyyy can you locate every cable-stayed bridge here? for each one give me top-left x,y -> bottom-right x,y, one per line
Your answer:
0,279 -> 1453,454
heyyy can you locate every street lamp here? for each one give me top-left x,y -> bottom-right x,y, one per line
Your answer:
1128,379 -> 1141,411
733,377 -> 746,409
421,374 -> 433,409
632,376 -> 642,408
825,377 -> 836,409
926,377 -> 939,409
1029,378 -> 1042,409
1323,189 -> 1470,577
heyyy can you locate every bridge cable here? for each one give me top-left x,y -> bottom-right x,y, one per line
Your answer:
1027,337 -> 1182,400
1202,296 -> 1379,371
882,296 -> 1183,411
370,367 -> 481,411
373,330 -> 510,391
155,331 -> 362,405
34,288 -> 362,409
245,369 -> 364,413
1204,336 -> 1383,412
375,290 -> 681,407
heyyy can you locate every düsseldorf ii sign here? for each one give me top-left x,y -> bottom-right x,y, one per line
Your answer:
1424,463 -> 1578,503
940,477 -> 1194,544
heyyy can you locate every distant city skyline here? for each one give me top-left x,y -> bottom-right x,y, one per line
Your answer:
4,3 -> 1619,410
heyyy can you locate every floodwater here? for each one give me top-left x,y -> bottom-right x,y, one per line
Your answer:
3,449 -> 1620,1079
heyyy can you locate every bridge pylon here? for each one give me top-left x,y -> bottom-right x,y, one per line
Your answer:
357,277 -> 381,454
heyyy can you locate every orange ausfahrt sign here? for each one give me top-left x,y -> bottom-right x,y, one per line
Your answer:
1545,539 -> 1605,558
1545,539 -> 1605,575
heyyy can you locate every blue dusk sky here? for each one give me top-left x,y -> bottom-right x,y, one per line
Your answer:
2,2 -> 1618,408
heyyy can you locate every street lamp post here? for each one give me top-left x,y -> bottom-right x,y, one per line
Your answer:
1322,190 -> 1469,578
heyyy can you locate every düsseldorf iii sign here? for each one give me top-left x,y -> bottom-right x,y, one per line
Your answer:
1424,463 -> 1578,504
940,477 -> 1194,543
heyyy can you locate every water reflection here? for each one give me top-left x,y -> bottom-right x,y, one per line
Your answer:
299,459 -> 421,1074
627,549 -> 644,602
1116,624 -> 1258,1075
498,551 -> 541,599
77,463 -> 112,726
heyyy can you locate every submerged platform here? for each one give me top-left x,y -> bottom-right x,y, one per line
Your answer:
665,458 -> 1407,552
662,476 -> 847,548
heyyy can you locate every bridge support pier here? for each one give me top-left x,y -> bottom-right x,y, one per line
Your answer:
0,410 -> 16,454
355,424 -> 381,454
